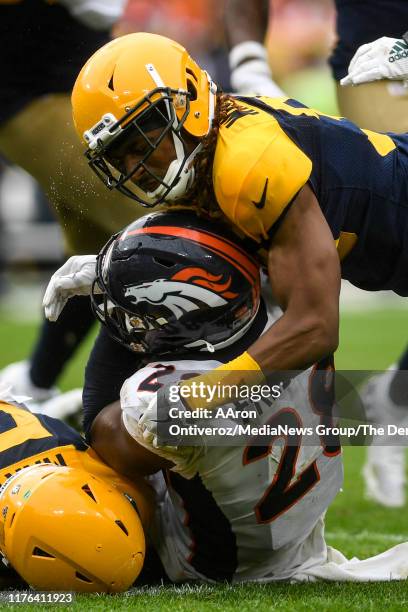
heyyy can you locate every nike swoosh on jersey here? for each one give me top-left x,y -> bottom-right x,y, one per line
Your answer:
252,179 -> 269,209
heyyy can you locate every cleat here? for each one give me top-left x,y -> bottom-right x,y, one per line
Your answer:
0,360 -> 58,410
363,445 -> 405,507
361,367 -> 406,508
0,362 -> 82,422
39,388 -> 83,421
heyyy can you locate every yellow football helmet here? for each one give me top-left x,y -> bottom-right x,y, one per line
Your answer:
0,464 -> 145,592
72,32 -> 217,207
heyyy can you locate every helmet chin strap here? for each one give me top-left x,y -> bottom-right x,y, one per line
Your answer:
144,62 -> 216,202
147,142 -> 202,201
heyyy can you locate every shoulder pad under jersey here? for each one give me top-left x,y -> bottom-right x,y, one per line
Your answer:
213,110 -> 312,242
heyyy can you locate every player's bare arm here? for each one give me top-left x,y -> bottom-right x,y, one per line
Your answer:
248,184 -> 341,372
225,0 -> 285,98
224,0 -> 269,47
90,401 -> 174,478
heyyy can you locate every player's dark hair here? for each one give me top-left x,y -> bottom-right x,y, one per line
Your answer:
178,93 -> 242,217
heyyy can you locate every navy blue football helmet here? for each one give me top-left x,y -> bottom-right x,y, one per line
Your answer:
92,211 -> 260,355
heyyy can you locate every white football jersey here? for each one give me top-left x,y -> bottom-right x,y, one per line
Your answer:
121,357 -> 343,583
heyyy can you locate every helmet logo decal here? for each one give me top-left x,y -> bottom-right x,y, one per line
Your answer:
124,276 -> 230,320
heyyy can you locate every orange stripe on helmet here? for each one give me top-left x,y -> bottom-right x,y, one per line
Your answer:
122,226 -> 260,285
171,267 -> 223,283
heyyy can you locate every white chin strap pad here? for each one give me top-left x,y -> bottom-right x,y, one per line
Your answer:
145,62 -> 188,201
143,62 -> 215,202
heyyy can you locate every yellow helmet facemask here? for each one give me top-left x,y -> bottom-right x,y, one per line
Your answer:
72,33 -> 217,207
0,464 -> 145,592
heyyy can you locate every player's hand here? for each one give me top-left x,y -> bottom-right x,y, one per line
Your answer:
137,385 -> 184,449
127,387 -> 181,461
43,255 -> 98,321
121,385 -> 157,442
341,37 -> 408,86
122,381 -> 204,470
137,394 -> 160,448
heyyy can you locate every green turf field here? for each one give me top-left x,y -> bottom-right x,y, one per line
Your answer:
0,308 -> 408,610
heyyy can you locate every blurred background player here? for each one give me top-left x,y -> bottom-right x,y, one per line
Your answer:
331,4 -> 408,509
340,30 -> 408,507
225,0 -> 408,509
225,0 -> 285,98
0,0 -> 145,413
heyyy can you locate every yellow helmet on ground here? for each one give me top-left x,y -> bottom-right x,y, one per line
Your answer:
72,32 -> 217,207
0,464 -> 145,592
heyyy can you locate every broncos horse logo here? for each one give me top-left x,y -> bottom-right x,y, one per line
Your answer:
124,268 -> 238,320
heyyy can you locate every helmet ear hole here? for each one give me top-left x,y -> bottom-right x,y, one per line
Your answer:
187,78 -> 197,102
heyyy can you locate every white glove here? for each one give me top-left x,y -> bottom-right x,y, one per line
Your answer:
121,381 -> 158,444
123,390 -> 181,460
229,41 -> 286,97
58,0 -> 126,30
43,255 -> 97,322
137,394 -> 161,448
121,382 -> 203,472
341,37 -> 408,86
136,386 -> 182,449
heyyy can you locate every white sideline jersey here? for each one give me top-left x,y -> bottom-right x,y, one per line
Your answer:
121,359 -> 343,583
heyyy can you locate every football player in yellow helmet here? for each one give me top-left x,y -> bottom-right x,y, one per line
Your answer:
0,390 -> 153,592
69,32 -> 408,402
72,33 -> 217,208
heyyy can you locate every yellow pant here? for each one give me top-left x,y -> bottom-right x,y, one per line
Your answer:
0,94 -> 148,254
336,80 -> 408,133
